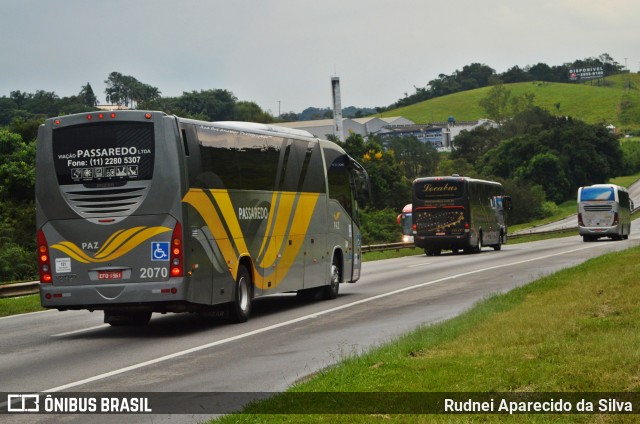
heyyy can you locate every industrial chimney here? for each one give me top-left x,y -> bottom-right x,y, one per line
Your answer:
331,77 -> 344,141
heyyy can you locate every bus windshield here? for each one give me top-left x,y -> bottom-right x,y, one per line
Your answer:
580,186 -> 614,201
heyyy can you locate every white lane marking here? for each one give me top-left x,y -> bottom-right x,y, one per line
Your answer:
42,244 -> 602,393
52,325 -> 107,337
407,262 -> 432,268
0,309 -> 52,321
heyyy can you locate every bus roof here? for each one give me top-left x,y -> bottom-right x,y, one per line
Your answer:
579,183 -> 627,192
210,121 -> 316,139
413,175 -> 503,187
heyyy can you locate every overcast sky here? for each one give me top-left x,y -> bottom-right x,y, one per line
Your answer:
2,0 -> 638,114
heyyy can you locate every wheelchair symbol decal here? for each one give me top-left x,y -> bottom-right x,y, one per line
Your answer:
151,242 -> 170,261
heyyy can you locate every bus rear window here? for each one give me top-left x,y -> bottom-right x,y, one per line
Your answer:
580,187 -> 614,201
52,122 -> 154,185
414,180 -> 464,200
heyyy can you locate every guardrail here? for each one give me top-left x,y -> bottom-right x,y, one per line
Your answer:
0,281 -> 39,299
0,227 -> 580,300
362,241 -> 415,253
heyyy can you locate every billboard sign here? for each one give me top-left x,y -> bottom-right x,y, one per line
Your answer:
568,66 -> 604,81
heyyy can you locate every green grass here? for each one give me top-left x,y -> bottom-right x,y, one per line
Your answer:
379,74 -> 640,132
363,247 -> 422,261
610,172 -> 640,188
212,246 -> 640,423
509,200 -> 577,233
0,294 -> 43,317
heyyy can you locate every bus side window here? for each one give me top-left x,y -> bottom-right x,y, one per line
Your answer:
180,123 -> 202,187
325,152 -> 352,216
618,189 -> 630,209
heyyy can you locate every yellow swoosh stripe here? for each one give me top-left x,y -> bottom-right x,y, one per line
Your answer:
94,226 -> 148,259
272,194 -> 318,285
183,189 -> 319,290
182,189 -> 239,276
51,226 -> 171,264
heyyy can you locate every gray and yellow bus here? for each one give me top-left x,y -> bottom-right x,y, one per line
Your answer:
412,175 -> 511,255
36,111 -> 369,325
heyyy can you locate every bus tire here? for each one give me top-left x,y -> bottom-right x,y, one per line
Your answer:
323,256 -> 341,300
493,232 -> 502,251
230,265 -> 252,323
476,234 -> 483,253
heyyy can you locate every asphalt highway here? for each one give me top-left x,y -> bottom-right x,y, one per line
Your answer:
2,224 -> 639,423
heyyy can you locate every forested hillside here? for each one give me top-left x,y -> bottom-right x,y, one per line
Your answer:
381,74 -> 640,134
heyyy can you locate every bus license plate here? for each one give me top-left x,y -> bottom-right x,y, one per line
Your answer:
98,271 -> 123,280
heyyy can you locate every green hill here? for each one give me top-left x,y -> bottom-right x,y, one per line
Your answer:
380,74 -> 640,132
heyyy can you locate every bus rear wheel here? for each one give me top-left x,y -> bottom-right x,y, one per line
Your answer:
230,265 -> 252,323
323,256 -> 341,300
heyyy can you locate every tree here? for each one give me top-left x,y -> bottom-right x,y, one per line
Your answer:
177,89 -> 237,121
78,83 -> 98,107
279,112 -> 299,122
436,156 -> 477,177
104,72 -> 160,108
501,65 -> 533,83
233,101 -> 273,123
450,126 -> 502,165
0,129 -> 35,202
476,110 -> 623,203
383,136 -> 439,179
338,133 -> 411,210
0,97 -> 18,126
478,77 -> 511,123
516,152 -> 570,203
457,63 -> 496,90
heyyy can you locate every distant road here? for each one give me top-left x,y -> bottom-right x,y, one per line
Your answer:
512,180 -> 640,235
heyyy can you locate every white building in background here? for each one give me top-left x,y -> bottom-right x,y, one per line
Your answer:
276,116 -> 415,140
276,115 -> 497,150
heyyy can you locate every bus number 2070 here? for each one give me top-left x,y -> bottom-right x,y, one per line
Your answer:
140,267 -> 168,279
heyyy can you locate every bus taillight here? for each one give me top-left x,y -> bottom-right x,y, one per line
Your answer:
37,230 -> 52,284
613,212 -> 619,225
578,213 -> 584,227
170,222 -> 183,277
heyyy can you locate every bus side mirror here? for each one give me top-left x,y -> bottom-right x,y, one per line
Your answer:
503,196 -> 513,211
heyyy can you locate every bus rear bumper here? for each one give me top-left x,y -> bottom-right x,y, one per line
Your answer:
578,226 -> 619,237
39,278 -> 198,313
414,235 -> 468,250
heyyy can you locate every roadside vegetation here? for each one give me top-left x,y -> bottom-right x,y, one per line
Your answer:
0,294 -> 43,317
212,245 -> 640,423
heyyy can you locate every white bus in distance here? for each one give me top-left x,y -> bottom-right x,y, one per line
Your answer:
577,184 -> 632,242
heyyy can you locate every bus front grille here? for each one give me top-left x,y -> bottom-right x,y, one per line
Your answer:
583,204 -> 612,212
